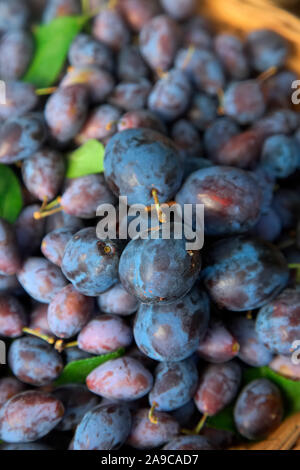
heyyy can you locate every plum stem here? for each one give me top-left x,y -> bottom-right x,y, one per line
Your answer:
33,196 -> 63,220
217,87 -> 225,115
182,45 -> 195,70
194,413 -> 208,434
148,402 -> 159,424
152,189 -> 166,224
246,310 -> 253,320
257,66 -> 278,83
23,328 -> 79,353
22,327 -> 55,345
64,341 -> 79,349
36,87 -> 57,96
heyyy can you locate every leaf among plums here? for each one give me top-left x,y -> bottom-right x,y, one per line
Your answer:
55,347 -> 125,386
0,164 -> 23,223
244,367 -> 300,415
207,367 -> 300,435
66,139 -> 105,178
23,15 -> 89,88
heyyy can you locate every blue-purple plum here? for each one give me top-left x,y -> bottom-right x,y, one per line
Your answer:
73,403 -> 131,450
197,316 -> 239,363
17,257 -> 67,303
148,69 -> 192,122
161,0 -> 196,20
202,236 -> 289,311
0,378 -> 25,408
0,391 -> 64,443
119,236 -> 202,304
48,284 -> 93,339
256,288 -> 300,356
204,117 -> 240,159
223,80 -> 266,125
149,359 -> 198,411
92,8 -> 130,51
9,336 -> 63,386
214,33 -> 249,79
176,166 -> 262,236
41,228 -> 75,267
22,148 -> 65,202
117,45 -> 149,81
127,408 -> 180,449
61,174 -> 115,219
234,379 -> 283,440
78,315 -> 133,354
187,93 -> 218,131
229,316 -> 273,367
0,219 -> 21,276
43,0 -> 80,23
97,283 -> 139,316
15,204 -> 46,256
60,66 -> 114,104
86,357 -> 153,401
194,361 -> 242,416
0,30 -> 34,80
133,288 -> 209,361
175,47 -> 225,95
45,85 -> 89,144
53,385 -> 100,432
0,81 -> 38,120
0,114 -> 46,164
76,104 -> 122,144
260,135 -> 298,178
0,295 -> 26,338
61,228 -> 120,296
139,15 -> 179,72
68,33 -> 114,71
109,79 -> 152,112
163,435 -> 214,450
104,128 -> 183,206
246,29 -> 288,72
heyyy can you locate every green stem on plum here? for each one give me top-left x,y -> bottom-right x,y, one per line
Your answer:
217,88 -> 225,115
246,310 -> 253,320
63,341 -> 79,349
33,196 -> 63,220
257,66 -> 278,83
23,328 -> 79,353
288,263 -> 300,283
148,401 -> 159,424
81,0 -> 90,15
152,188 -> 166,224
194,413 -> 208,434
181,413 -> 208,436
36,87 -> 57,96
181,45 -> 195,70
22,327 -> 56,346
34,206 -> 63,220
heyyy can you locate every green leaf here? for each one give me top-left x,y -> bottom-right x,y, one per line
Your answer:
23,15 -> 89,88
288,264 -> 300,283
206,366 -> 300,436
55,348 -> 125,386
207,406 -> 237,434
66,139 -> 105,178
0,164 -> 23,223
243,366 -> 300,415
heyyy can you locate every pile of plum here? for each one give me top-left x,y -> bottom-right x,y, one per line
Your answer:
0,0 -> 300,451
